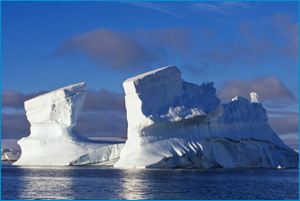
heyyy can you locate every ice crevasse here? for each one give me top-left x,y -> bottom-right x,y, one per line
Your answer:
14,65 -> 298,168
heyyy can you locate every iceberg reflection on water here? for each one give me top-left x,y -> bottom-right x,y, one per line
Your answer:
1,163 -> 299,200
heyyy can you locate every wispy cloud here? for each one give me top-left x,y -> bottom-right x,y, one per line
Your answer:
193,1 -> 256,14
125,1 -> 180,17
195,2 -> 226,14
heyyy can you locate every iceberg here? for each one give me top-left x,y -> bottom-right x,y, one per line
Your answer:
13,65 -> 298,168
1,139 -> 21,161
1,149 -> 21,161
14,82 -> 124,166
114,65 -> 298,168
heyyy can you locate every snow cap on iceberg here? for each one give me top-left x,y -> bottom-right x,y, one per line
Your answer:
123,65 -> 182,95
24,82 -> 87,127
25,82 -> 87,112
231,96 -> 245,101
232,92 -> 261,104
250,92 -> 261,103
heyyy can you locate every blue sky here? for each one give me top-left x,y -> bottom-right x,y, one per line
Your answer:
1,1 -> 299,149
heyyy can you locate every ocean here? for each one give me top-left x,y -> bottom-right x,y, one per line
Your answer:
1,162 -> 299,200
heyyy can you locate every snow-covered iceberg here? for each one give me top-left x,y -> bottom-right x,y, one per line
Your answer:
14,82 -> 124,166
114,65 -> 298,168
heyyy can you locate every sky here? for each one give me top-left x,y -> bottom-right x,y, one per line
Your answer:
1,1 -> 299,150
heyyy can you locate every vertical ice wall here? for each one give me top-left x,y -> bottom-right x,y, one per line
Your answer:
14,82 -> 121,165
12,66 -> 298,168
115,65 -> 298,168
114,65 -> 221,168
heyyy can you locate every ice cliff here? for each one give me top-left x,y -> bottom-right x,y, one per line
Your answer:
14,66 -> 298,168
114,65 -> 298,168
14,83 -> 124,166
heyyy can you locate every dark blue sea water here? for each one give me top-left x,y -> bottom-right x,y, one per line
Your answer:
1,162 -> 299,200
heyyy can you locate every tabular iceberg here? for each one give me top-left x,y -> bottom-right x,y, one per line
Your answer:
114,65 -> 298,168
14,82 -> 124,166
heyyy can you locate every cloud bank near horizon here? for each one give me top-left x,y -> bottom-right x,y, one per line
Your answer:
1,88 -> 127,139
218,76 -> 297,104
2,84 -> 298,151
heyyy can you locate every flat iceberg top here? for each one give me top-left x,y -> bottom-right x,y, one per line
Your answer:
124,65 -> 179,83
123,65 -> 182,94
25,82 -> 87,111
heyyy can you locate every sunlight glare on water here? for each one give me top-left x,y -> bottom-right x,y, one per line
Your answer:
1,162 -> 299,200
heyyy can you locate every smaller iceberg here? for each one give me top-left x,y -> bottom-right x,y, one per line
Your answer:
1,149 -> 21,161
1,139 -> 21,161
14,82 -> 124,166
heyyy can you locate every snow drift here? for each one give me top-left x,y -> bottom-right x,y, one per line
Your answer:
14,82 -> 124,166
114,65 -> 298,168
